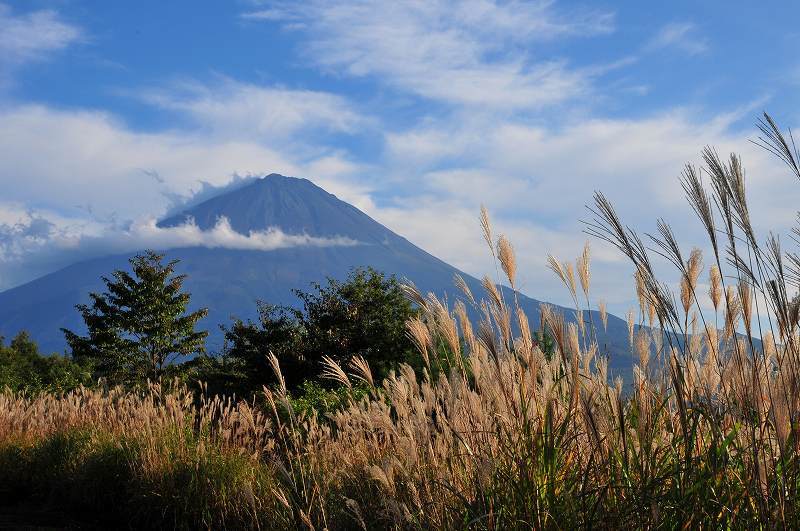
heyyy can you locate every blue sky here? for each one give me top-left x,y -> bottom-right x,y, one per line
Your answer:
2,0 -> 800,315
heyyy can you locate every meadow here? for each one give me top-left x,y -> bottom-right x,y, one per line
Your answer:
3,115 -> 800,529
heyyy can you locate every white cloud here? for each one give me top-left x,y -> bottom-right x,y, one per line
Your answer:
143,79 -> 368,141
383,109 -> 761,217
0,3 -> 81,72
646,22 -> 709,56
116,216 -> 360,252
0,99 -> 364,221
0,211 -> 359,290
367,108 -> 799,314
0,83 -> 370,289
247,0 -> 614,109
0,104 -> 296,220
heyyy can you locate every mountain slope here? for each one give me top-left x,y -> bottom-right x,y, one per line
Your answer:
0,174 -> 632,373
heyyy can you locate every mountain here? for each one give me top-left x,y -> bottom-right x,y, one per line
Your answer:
0,174 -> 632,374
159,174 -> 394,241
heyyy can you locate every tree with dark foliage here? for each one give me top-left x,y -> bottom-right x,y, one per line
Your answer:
209,303 -> 305,397
0,331 -> 91,394
221,267 -> 417,394
62,251 -> 208,385
296,267 -> 416,378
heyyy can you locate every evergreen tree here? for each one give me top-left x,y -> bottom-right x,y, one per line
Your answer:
62,250 -> 208,385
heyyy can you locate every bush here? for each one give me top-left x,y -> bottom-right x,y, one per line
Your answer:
289,380 -> 371,418
219,267 -> 419,397
0,332 -> 91,394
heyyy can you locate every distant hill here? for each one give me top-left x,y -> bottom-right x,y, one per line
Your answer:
0,174 -> 633,375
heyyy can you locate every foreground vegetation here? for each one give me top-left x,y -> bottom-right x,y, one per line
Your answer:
4,114 -> 800,528
0,332 -> 92,395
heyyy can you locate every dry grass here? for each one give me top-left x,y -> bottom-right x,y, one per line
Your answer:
4,113 -> 800,528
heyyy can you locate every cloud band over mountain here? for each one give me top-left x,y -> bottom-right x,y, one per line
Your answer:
0,214 -> 359,290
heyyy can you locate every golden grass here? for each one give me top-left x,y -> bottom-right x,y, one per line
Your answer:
3,229 -> 798,527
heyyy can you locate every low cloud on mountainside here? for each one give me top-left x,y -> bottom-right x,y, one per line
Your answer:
0,214 -> 359,290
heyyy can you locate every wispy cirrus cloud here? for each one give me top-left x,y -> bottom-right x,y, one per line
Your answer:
646,22 -> 709,56
0,3 -> 81,76
142,78 -> 369,141
244,0 -> 614,109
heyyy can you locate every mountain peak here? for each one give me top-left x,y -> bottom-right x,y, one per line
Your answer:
158,174 -> 393,244
257,173 -> 312,186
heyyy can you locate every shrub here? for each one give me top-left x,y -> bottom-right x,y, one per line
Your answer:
0,331 -> 91,395
219,267 -> 419,397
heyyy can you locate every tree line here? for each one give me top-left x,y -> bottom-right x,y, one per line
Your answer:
1,250 -> 420,402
